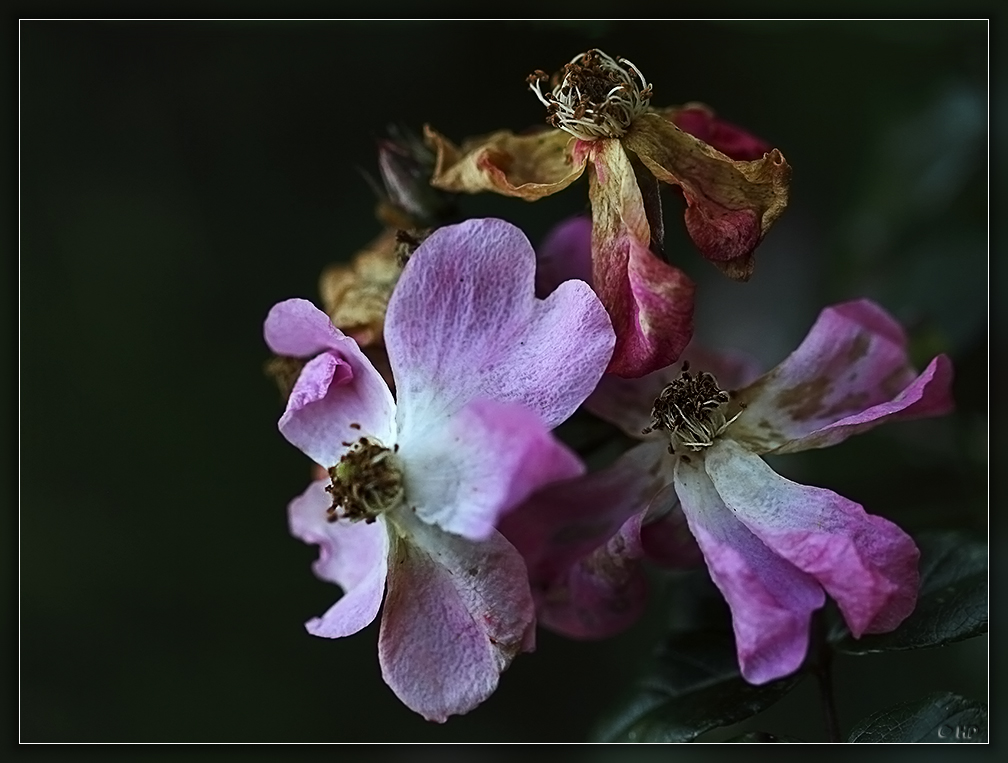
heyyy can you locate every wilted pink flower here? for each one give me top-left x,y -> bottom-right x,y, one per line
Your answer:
500,343 -> 754,640
425,49 -> 790,378
515,299 -> 954,683
264,218 -> 615,721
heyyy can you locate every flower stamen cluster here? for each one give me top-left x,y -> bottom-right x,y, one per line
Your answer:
527,49 -> 653,141
642,362 -> 743,453
326,436 -> 404,523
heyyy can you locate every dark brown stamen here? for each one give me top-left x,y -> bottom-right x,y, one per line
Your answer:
643,362 -> 740,453
325,437 -> 404,523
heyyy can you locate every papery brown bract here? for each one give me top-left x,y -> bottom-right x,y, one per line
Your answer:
318,228 -> 404,350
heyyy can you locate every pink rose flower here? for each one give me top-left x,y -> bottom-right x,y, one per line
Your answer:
264,218 -> 615,721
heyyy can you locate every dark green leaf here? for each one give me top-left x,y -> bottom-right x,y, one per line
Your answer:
849,692 -> 987,742
835,529 -> 987,654
590,628 -> 802,742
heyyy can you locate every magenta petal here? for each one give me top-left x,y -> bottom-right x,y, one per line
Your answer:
732,299 -> 954,455
674,455 -> 825,684
499,439 -> 672,638
778,355 -> 954,454
385,218 -> 614,429
588,139 -> 695,377
287,480 -> 389,638
706,439 -> 920,637
535,215 -> 594,297
587,364 -> 682,438
398,397 -> 584,541
378,516 -> 535,722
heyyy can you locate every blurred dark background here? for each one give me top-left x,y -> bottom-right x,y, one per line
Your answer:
19,20 -> 987,742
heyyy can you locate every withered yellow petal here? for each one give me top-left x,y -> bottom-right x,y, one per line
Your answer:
424,124 -> 588,201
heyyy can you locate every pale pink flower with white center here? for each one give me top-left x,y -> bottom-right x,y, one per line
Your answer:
264,218 -> 615,721
583,299 -> 954,683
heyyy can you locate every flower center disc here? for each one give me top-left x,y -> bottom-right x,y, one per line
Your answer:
528,48 -> 653,141
326,437 -> 404,523
644,362 -> 741,453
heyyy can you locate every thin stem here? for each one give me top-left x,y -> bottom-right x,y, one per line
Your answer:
811,612 -> 841,742
815,651 -> 841,741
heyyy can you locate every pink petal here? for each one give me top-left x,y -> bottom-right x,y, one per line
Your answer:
589,139 -> 695,377
499,439 -> 673,638
706,439 -> 920,637
535,215 -> 594,297
269,299 -> 396,466
586,361 -> 681,439
398,397 -> 584,542
287,480 -> 390,638
378,513 -> 535,722
587,344 -> 763,439
279,350 -> 395,467
385,218 -> 614,430
264,297 -> 347,358
674,455 -> 825,684
732,299 -> 954,455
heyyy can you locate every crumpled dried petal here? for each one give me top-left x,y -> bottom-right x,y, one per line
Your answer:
318,228 -> 405,348
588,139 -> 695,376
623,112 -> 791,281
425,125 -> 588,201
656,103 -> 772,161
427,98 -> 789,376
